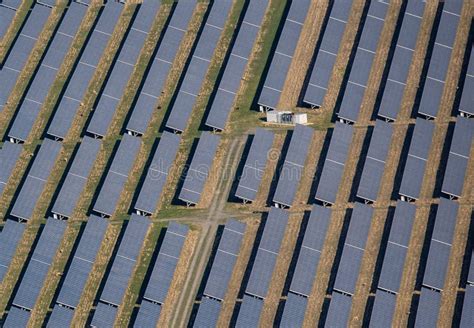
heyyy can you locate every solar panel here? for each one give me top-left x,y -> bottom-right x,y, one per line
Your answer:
100,215 -> 150,306
257,0 -> 310,110
423,240 -> 451,291
133,300 -> 161,328
235,295 -> 264,328
0,220 -> 25,281
345,203 -> 373,248
93,134 -> 141,216
315,122 -> 353,205
389,202 -> 417,242
204,219 -> 245,300
399,119 -> 434,201
414,287 -> 441,328
432,199 -> 459,245
178,132 -> 220,205
0,141 -> 22,194
3,306 -> 31,328
0,7 -> 15,40
258,208 -> 289,254
1,0 -> 23,10
460,285 -> 474,328
193,296 -> 222,328
468,251 -> 474,285
357,120 -> 393,202
91,302 -> 118,328
458,44 -> 473,116
47,304 -> 74,328
273,125 -> 313,207
369,289 -> 396,328
134,132 -> 181,215
325,291 -> 352,327
10,139 -> 61,221
235,129 -> 274,202
378,242 -> 407,294
280,292 -> 307,327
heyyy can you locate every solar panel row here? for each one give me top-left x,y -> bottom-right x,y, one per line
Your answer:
257,0 -> 311,110
414,287 -> 441,328
165,0 -> 234,132
0,141 -> 22,194
273,124 -> 313,207
10,139 -> 62,221
86,0 -> 162,138
204,0 -> 269,130
0,2 -> 18,40
303,0 -> 352,107
47,1 -> 124,140
235,128 -> 274,202
378,0 -> 426,121
325,291 -> 352,327
458,44 -> 473,117
133,300 -> 161,328
126,0 -> 197,135
460,285 -> 474,328
0,0 -> 22,10
369,289 -> 397,328
417,2 -> 462,119
441,116 -> 474,198
93,134 -> 141,217
357,120 -> 393,202
279,292 -> 307,327
337,0 -> 389,123
235,294 -> 264,327
193,296 -> 222,328
0,3 -> 51,110
315,121 -> 353,205
47,304 -> 75,328
0,219 -> 25,281
178,132 -> 221,205
134,132 -> 181,215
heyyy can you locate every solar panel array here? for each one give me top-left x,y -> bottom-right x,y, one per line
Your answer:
302,0 -> 352,107
235,128 -> 274,202
417,1 -> 463,119
357,120 -> 394,202
399,118 -> 434,201
315,121 -> 353,205
273,124 -> 313,207
51,136 -> 101,218
235,294 -> 264,328
458,43 -> 473,117
93,134 -> 141,217
0,141 -> 22,194
280,205 -> 331,324
178,132 -> 221,205
257,0 -> 311,110
337,0 -> 389,123
377,0 -> 426,121
126,0 -> 197,135
5,218 -> 66,326
134,131 -> 181,215
0,219 -> 25,281
204,0 -> 269,130
0,3 -> 51,111
91,214 -> 150,327
8,2 -> 88,142
10,139 -> 62,221
86,0 -> 162,138
441,116 -> 474,199
165,0 -> 234,133
0,0 -> 22,40
135,222 -> 188,327
47,1 -> 124,140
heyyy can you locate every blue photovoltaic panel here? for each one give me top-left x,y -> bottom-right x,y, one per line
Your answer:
235,295 -> 264,328
7,2 -> 87,142
193,296 -> 222,328
460,285 -> 474,328
0,141 -> 22,194
179,132 -> 220,205
315,122 -> 353,205
273,124 -> 313,207
3,306 -> 31,328
389,201 -> 416,247
468,251 -> 474,285
258,208 -> 289,254
134,132 -> 181,215
235,128 -> 274,202
399,119 -> 434,200
325,291 -> 352,327
52,136 -> 101,218
133,300 -> 161,328
280,292 -> 307,327
423,240 -> 451,291
205,0 -> 269,130
378,242 -> 407,294
47,304 -> 74,328
100,215 -> 150,306
204,219 -> 245,300
91,302 -> 118,328
10,139 -> 61,221
47,1 -> 124,139
414,287 -> 441,328
431,198 -> 458,245
0,220 -> 25,281
93,134 -> 141,216
303,0 -> 352,107
0,6 -> 15,40
344,203 -> 373,250
442,117 -> 474,198
2,0 -> 23,10
258,0 -> 311,110
357,120 -> 393,202
165,0 -> 233,132
458,44 -> 473,116
369,289 -> 396,328
126,0 -> 197,135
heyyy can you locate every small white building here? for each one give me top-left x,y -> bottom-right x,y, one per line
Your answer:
266,111 -> 307,125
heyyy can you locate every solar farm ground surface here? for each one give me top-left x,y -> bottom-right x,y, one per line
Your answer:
0,0 -> 472,327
